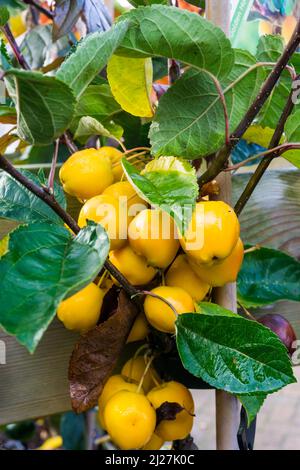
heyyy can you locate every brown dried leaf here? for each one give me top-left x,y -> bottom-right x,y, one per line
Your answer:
156,402 -> 184,425
200,180 -> 220,198
69,290 -> 138,413
173,435 -> 199,450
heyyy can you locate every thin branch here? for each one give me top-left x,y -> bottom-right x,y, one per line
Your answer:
1,24 -> 30,70
198,17 -> 300,188
63,131 -> 78,154
234,89 -> 296,216
22,0 -> 54,19
0,155 -> 79,232
225,141 -> 300,172
0,154 -> 138,298
47,139 -> 60,193
168,59 -> 181,85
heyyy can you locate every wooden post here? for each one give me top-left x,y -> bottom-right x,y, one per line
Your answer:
206,0 -> 240,450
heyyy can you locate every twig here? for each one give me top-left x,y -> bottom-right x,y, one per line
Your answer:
137,355 -> 154,394
234,89 -> 296,216
1,24 -> 30,70
63,131 -> 78,154
244,245 -> 260,254
139,290 -> 179,319
0,154 -> 139,298
22,0 -> 54,19
168,59 -> 181,85
0,155 -> 79,232
95,434 -> 111,446
225,141 -> 300,172
238,302 -> 256,322
47,139 -> 60,193
198,17 -> 300,188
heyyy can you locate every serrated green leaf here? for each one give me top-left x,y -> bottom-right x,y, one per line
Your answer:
237,246 -> 300,308
237,394 -> 266,427
176,306 -> 296,395
256,35 -> 284,63
122,156 -> 198,233
74,116 -> 123,142
195,301 -> 236,317
150,49 -> 264,158
0,222 -> 109,352
107,55 -> 153,118
127,0 -> 167,7
256,35 -> 292,129
20,25 -> 52,69
5,69 -> 76,145
0,169 -> 66,225
0,6 -> 9,26
0,38 -> 13,70
57,20 -> 129,98
283,110 -> 300,168
117,5 -> 234,80
72,84 -> 122,126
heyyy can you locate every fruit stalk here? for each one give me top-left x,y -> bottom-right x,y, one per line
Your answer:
198,16 -> 300,189
21,0 -> 54,19
1,23 -> 30,70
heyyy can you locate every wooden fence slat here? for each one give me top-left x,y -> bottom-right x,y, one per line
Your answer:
0,320 -> 78,425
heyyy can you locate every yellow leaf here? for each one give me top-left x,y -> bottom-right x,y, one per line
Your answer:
0,235 -> 9,257
243,125 -> 284,148
0,130 -> 18,153
107,55 -> 153,118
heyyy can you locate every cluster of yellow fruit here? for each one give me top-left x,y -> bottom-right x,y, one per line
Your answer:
57,147 -> 243,337
97,355 -> 195,450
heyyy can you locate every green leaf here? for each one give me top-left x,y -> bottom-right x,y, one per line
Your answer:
238,246 -> 300,308
60,412 -> 85,450
117,5 -> 234,80
150,49 -> 264,158
74,116 -> 123,142
256,35 -> 284,62
107,54 -> 153,118
57,20 -> 129,98
127,0 -> 167,7
5,69 -> 76,145
176,305 -> 296,395
71,84 -> 122,132
237,394 -> 266,427
0,6 -> 9,26
0,222 -> 109,352
0,38 -> 12,70
283,110 -> 300,168
256,35 -> 292,129
122,156 -> 198,233
0,169 -> 66,225
20,25 -> 52,69
195,301 -> 236,317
